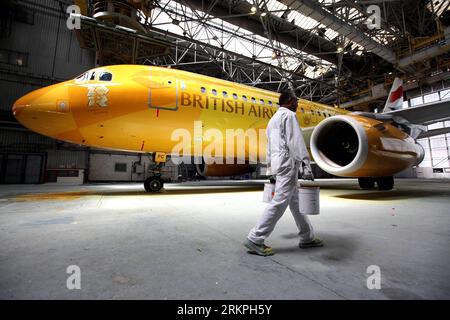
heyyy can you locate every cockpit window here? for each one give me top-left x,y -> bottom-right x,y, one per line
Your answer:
99,72 -> 112,81
75,72 -> 92,81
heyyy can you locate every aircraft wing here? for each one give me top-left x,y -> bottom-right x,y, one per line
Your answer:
386,98 -> 450,125
417,126 -> 450,139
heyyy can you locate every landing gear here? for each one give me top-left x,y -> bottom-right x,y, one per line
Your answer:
358,177 -> 394,191
144,176 -> 164,192
376,176 -> 394,191
358,177 -> 375,189
143,152 -> 167,193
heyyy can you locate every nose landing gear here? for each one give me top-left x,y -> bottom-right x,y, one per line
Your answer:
144,175 -> 164,192
143,152 -> 167,193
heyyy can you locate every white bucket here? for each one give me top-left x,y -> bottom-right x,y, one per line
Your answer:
263,183 -> 275,203
298,186 -> 320,215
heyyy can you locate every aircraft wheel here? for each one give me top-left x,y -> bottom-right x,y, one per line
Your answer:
358,177 -> 375,189
376,176 -> 394,191
144,177 -> 164,192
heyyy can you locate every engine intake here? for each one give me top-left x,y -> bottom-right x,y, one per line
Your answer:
310,115 -> 424,177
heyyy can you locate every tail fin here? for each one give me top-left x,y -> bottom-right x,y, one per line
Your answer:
383,77 -> 403,113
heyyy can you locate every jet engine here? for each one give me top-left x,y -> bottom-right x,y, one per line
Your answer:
310,115 -> 424,177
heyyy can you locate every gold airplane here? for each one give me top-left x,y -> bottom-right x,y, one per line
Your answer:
13,65 -> 448,192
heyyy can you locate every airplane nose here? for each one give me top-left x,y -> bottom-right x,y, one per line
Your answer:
13,87 -> 49,126
12,83 -> 74,138
12,93 -> 33,121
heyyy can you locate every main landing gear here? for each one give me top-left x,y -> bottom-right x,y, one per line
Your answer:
358,176 -> 394,191
143,152 -> 167,193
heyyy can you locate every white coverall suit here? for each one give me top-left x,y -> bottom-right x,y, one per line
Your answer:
247,107 -> 314,245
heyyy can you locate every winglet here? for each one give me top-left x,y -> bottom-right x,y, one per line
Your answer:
383,77 -> 404,113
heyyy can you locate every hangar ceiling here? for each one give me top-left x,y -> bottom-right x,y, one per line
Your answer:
73,0 -> 450,111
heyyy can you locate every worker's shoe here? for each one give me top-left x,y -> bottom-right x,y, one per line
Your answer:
244,238 -> 274,256
299,238 -> 324,249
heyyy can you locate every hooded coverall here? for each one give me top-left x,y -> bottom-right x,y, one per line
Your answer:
247,107 -> 314,245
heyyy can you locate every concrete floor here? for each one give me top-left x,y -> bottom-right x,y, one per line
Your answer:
0,178 -> 449,299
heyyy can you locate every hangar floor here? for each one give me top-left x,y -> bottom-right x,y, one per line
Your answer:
0,179 -> 449,299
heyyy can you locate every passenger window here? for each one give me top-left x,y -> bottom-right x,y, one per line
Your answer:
89,72 -> 96,81
260,99 -> 264,105
301,108 -> 305,113
251,97 -> 256,103
242,95 -> 247,101
99,72 -> 112,81
268,101 -> 273,106
212,89 -> 217,96
232,93 -> 238,100
275,103 -> 280,107
201,87 -> 206,94
223,91 -> 228,98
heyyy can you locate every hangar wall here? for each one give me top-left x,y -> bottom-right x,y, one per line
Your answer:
0,0 -> 95,184
411,88 -> 450,179
0,0 -> 95,113
88,153 -> 179,182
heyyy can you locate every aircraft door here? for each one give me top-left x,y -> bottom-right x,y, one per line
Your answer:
148,76 -> 179,111
302,105 -> 312,126
311,108 -> 318,125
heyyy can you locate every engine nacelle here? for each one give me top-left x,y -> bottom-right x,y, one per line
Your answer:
195,161 -> 255,177
310,115 -> 424,177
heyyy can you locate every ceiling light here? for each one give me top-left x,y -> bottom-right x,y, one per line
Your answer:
250,6 -> 257,14
261,11 -> 267,17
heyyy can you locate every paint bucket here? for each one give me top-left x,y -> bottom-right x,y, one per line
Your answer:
263,183 -> 275,203
298,186 -> 320,215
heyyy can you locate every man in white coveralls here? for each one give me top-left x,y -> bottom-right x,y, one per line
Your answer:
244,90 -> 324,256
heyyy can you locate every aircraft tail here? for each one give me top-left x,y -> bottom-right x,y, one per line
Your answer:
382,77 -> 404,113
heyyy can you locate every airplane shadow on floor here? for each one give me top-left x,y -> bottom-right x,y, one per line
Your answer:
273,232 -> 358,263
333,189 -> 450,201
